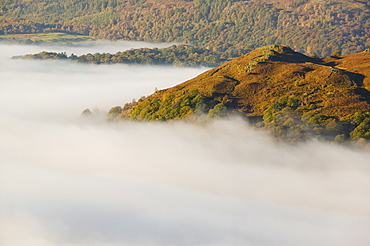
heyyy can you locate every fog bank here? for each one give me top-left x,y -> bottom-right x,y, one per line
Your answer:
0,43 -> 207,122
1,43 -> 370,246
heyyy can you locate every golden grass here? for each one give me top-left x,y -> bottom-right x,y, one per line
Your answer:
117,45 -> 370,120
0,32 -> 94,42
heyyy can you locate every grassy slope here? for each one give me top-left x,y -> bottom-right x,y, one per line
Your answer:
114,45 -> 370,120
0,32 -> 94,43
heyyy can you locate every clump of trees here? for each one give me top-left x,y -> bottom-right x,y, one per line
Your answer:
260,96 -> 370,143
12,51 -> 68,60
108,89 -> 228,121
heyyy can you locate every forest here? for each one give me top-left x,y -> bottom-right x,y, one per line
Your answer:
1,0 -> 369,58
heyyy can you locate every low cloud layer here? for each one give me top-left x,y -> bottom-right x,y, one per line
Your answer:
0,43 -> 207,122
1,43 -> 370,246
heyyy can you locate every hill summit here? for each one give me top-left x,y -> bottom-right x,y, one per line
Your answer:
107,45 -> 370,142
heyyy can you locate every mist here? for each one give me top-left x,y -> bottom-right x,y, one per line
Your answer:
1,43 -> 370,246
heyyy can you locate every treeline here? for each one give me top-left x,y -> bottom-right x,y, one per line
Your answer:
107,89 -> 228,121
12,45 -> 223,67
1,0 -> 369,58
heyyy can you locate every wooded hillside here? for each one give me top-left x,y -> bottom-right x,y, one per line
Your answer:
1,0 -> 369,58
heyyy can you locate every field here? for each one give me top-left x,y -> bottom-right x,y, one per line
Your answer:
0,32 -> 95,44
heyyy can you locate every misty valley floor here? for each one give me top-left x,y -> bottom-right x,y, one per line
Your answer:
1,42 -> 370,246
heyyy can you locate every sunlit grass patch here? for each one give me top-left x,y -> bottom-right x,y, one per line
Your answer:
0,32 -> 95,44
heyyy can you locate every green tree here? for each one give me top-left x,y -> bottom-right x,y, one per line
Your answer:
208,103 -> 227,117
350,118 -> 370,140
330,50 -> 342,57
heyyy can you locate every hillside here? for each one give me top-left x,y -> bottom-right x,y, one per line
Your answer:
1,0 -> 369,58
106,45 -> 370,142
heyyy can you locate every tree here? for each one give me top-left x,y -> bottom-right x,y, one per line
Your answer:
208,103 -> 227,117
107,106 -> 122,120
311,53 -> 319,58
81,108 -> 92,116
350,118 -> 370,140
330,50 -> 342,57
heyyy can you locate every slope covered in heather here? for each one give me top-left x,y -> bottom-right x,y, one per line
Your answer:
107,45 -> 370,142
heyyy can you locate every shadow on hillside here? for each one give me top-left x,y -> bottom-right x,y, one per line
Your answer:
355,88 -> 370,103
346,71 -> 365,87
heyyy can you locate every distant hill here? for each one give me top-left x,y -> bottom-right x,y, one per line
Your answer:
106,45 -> 370,142
1,0 -> 369,58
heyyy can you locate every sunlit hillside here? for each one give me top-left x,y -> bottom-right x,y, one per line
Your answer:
108,45 -> 370,142
1,0 -> 369,57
